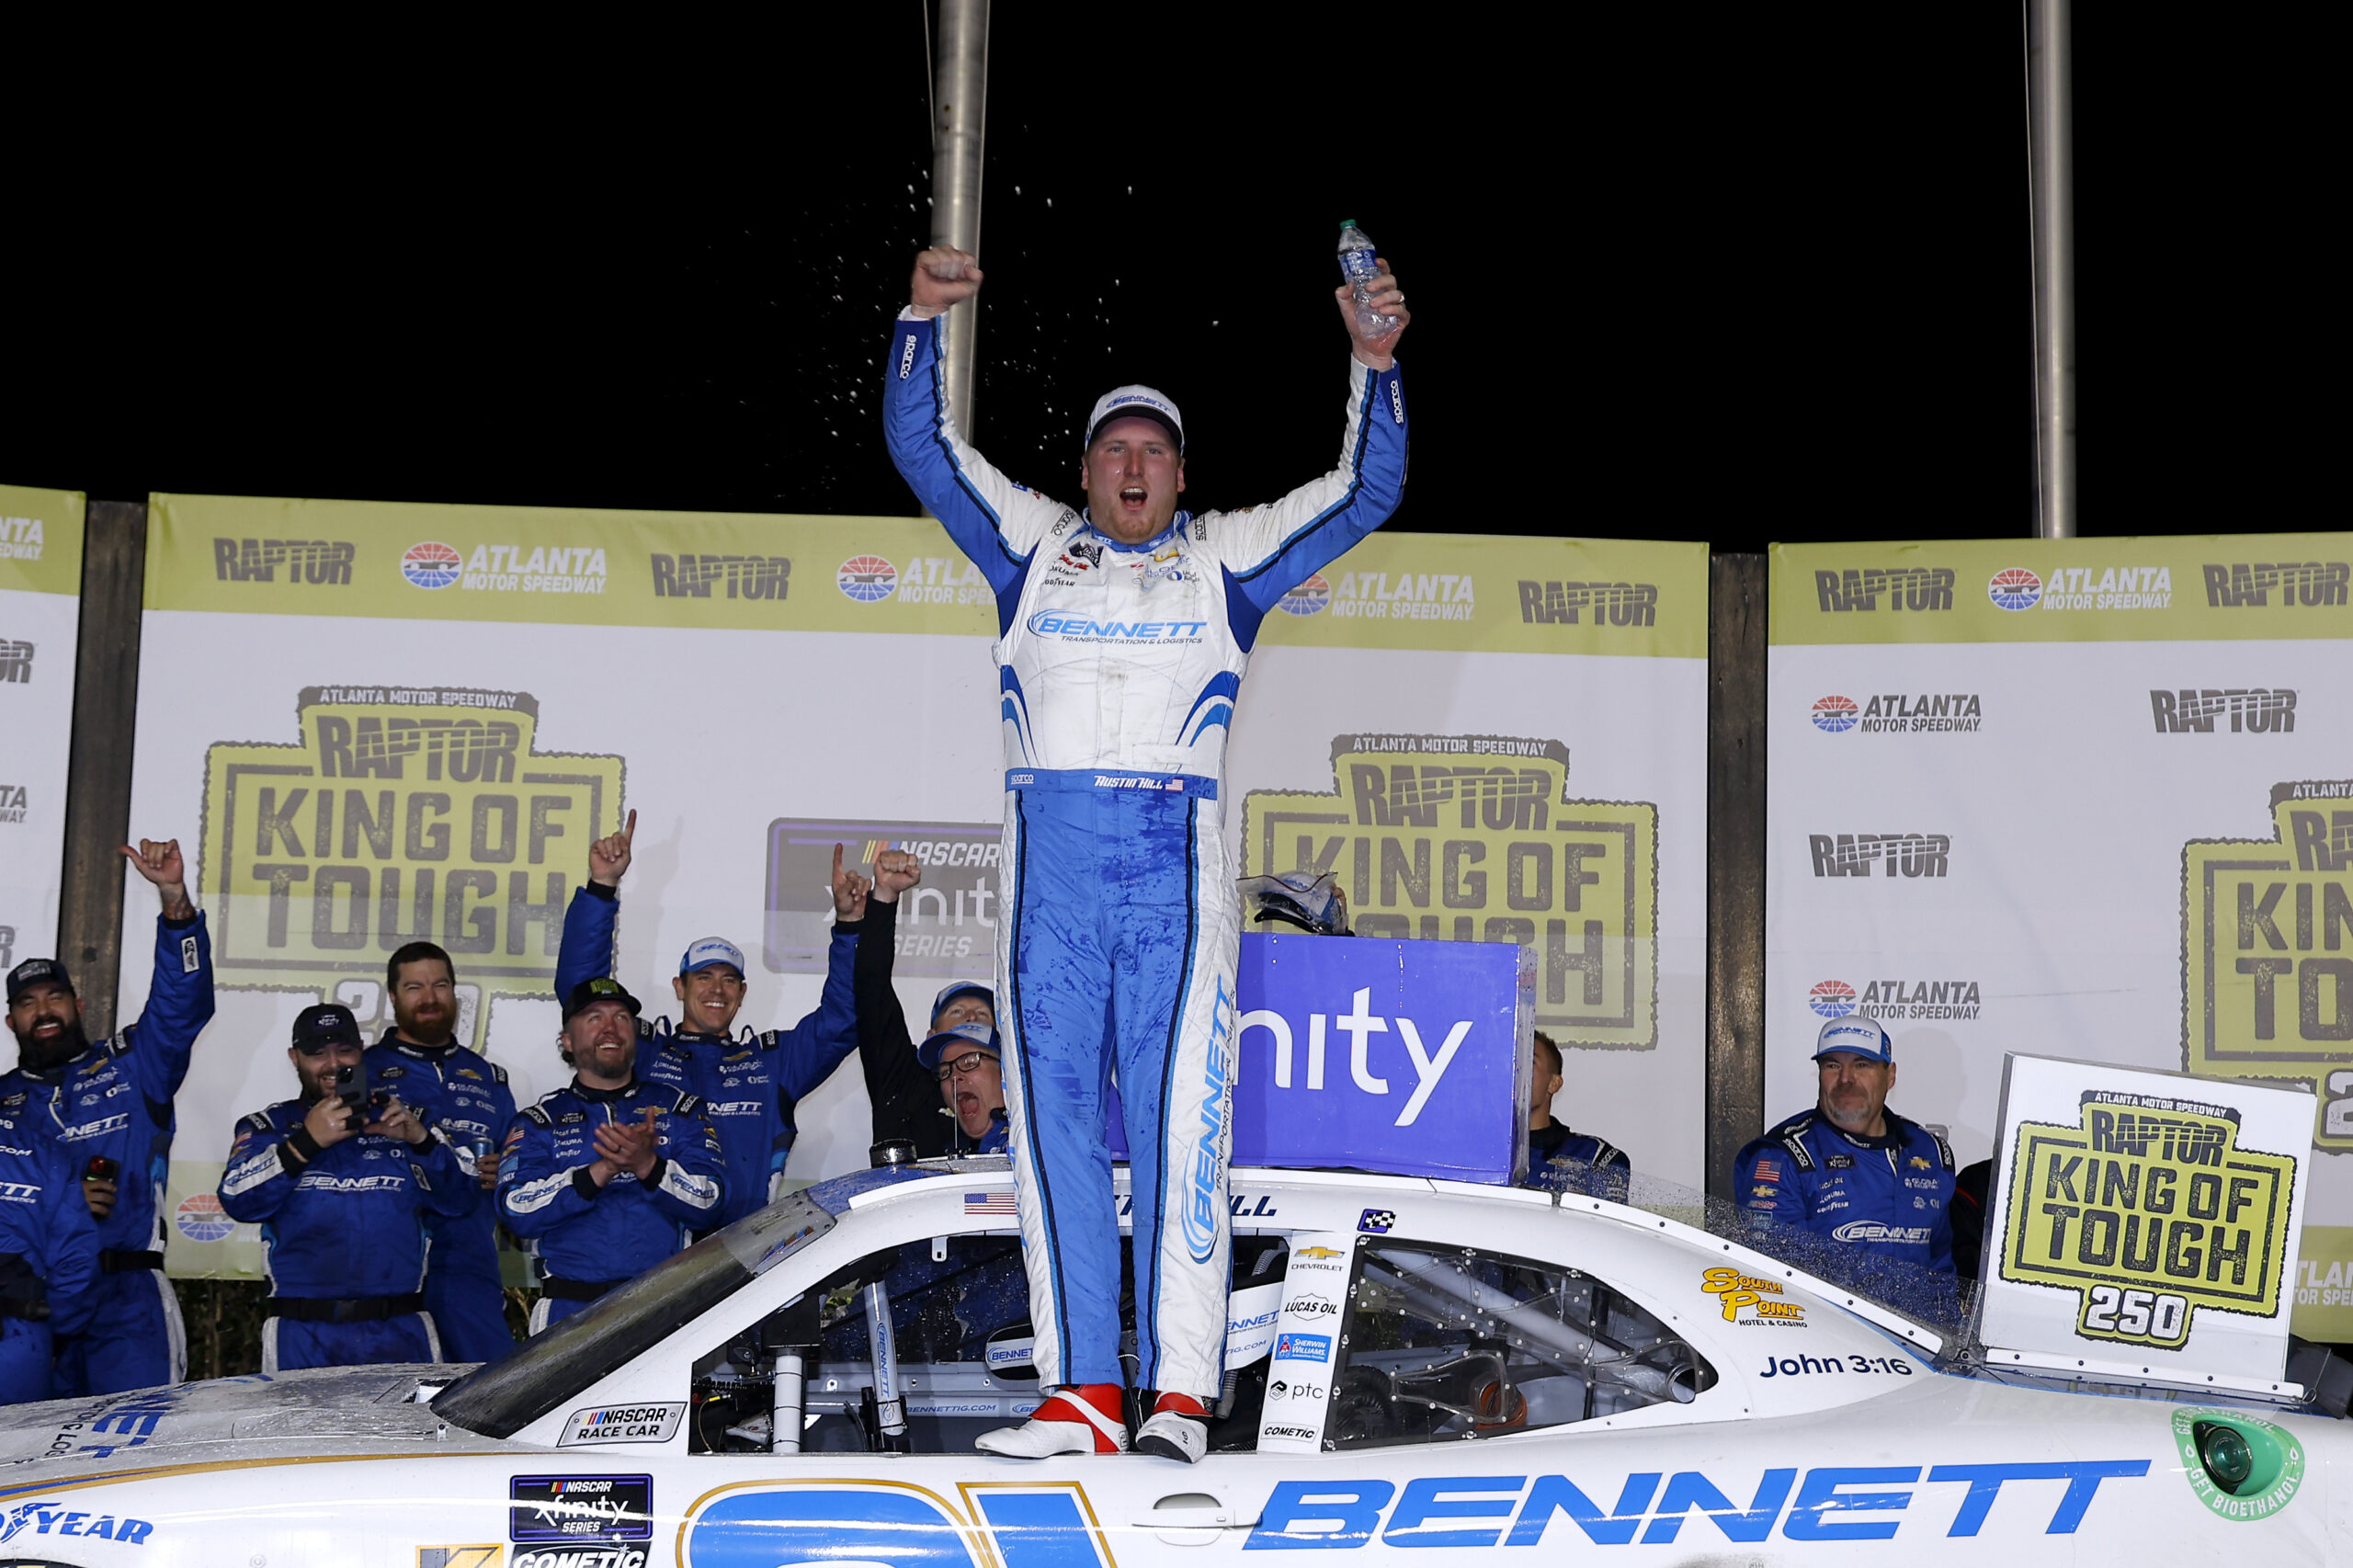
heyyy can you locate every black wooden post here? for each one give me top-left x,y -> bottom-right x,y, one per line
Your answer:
1706,552 -> 1768,1202
55,499 -> 148,1037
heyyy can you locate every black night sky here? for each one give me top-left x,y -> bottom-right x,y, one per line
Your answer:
5,14 -> 2318,551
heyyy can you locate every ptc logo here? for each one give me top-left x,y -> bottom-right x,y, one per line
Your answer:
1809,981 -> 1857,1018
400,541 -> 463,590
1811,695 -> 1859,733
836,555 -> 899,602
1988,567 -> 2043,611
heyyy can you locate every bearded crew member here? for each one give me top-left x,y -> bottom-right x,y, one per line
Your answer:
856,847 -> 1007,1157
0,838 -> 213,1396
554,809 -> 863,1233
1734,1017 -> 1957,1275
219,1004 -> 474,1370
881,243 -> 1411,1460
0,1099 -> 97,1404
497,977 -> 727,1332
361,940 -> 517,1365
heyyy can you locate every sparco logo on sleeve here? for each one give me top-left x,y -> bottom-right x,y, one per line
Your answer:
1244,733 -> 1657,1048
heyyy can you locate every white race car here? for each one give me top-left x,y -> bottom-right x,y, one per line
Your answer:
1,1158 -> 2345,1565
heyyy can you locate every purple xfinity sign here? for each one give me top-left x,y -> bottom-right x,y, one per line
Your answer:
1232,932 -> 1532,1184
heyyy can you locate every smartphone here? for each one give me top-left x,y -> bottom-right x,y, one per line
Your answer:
84,1155 -> 119,1184
335,1062 -> 369,1115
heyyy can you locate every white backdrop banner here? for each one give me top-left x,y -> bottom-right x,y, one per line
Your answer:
0,482 -> 84,1000
1767,537 -> 2353,1341
123,494 -> 1709,1278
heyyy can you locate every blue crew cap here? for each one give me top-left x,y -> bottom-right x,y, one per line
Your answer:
679,937 -> 748,978
1813,1016 -> 1893,1063
930,980 -> 995,1028
918,1020 -> 1001,1074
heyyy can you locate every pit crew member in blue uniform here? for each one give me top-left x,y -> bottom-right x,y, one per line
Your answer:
219,1003 -> 474,1371
1526,1029 -> 1629,1199
857,846 -> 1006,1156
883,243 -> 1410,1461
554,809 -> 861,1232
0,1103 -> 98,1404
1,837 -> 213,1396
1734,1016 -> 1956,1276
498,977 -> 727,1332
362,940 -> 517,1366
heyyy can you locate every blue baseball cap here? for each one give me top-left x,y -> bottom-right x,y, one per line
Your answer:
679,937 -> 748,978
918,1020 -> 1001,1074
1813,1016 -> 1892,1063
930,981 -> 995,1028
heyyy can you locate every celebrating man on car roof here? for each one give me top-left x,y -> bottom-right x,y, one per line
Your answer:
556,808 -> 865,1233
1734,1016 -> 1957,1276
881,235 -> 1410,1461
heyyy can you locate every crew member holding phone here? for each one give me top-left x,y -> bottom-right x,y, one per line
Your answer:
219,1004 -> 473,1370
0,1096 -> 97,1403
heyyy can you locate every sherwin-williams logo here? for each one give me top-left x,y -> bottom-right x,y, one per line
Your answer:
1822,694 -> 1984,734
1999,1090 -> 2296,1347
2183,779 -> 2353,1150
1517,579 -> 1655,627
1278,573 -> 1331,616
1813,567 -> 1953,613
650,553 -> 790,601
1988,567 -> 2042,611
2151,688 -> 2296,734
0,516 -> 46,562
1242,733 -> 1657,1048
1810,696 -> 1859,733
2203,562 -> 2349,609
214,538 -> 355,585
1809,981 -> 1857,1017
1808,833 -> 1951,879
200,687 -> 625,1038
401,541 -> 463,589
836,555 -> 898,601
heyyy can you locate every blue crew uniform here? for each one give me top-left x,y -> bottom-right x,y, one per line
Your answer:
0,913 -> 213,1395
362,1033 -> 517,1365
0,1105 -> 99,1404
1734,1108 -> 1957,1275
496,1077 -> 725,1331
1527,1122 -> 1631,1199
554,883 -> 858,1231
882,312 -> 1408,1400
217,1100 -> 474,1370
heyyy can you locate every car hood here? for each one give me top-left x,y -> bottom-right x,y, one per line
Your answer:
0,1364 -> 515,1471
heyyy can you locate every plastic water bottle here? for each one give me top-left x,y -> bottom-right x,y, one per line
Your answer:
1336,221 -> 1396,338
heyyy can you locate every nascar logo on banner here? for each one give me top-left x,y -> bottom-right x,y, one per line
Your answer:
1768,535 -> 2353,1342
121,493 -> 1707,1278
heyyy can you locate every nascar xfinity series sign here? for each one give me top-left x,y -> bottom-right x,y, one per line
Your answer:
1979,1054 -> 2312,1386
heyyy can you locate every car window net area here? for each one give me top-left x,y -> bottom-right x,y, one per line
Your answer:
1331,1242 -> 1715,1450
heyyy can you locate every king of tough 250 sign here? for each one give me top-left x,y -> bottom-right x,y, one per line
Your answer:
200,687 -> 625,1030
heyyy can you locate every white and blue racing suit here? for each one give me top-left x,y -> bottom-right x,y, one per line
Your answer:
882,310 -> 1407,1396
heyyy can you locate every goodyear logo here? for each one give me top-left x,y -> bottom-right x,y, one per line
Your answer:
1998,1090 -> 2296,1348
201,687 -> 624,1029
1246,733 -> 1655,1047
2184,779 -> 2353,1148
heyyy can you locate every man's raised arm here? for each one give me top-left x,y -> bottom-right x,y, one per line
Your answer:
881,247 -> 1068,601
1216,257 -> 1414,614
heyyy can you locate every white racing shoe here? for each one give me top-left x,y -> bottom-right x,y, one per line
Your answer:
1133,1392 -> 1211,1463
975,1383 -> 1130,1458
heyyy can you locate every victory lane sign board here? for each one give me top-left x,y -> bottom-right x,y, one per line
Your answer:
202,687 -> 623,994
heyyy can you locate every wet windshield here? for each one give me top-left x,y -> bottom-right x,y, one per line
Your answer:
1533,1159 -> 1976,1344
432,1187 -> 839,1439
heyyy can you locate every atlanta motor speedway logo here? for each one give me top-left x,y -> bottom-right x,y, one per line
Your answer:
401,540 -> 462,589
1810,696 -> 1859,733
1279,572 -> 1332,616
1813,693 -> 1984,733
1988,567 -> 2042,611
836,554 -> 898,601
1809,980 -> 1857,1017
1812,978 -> 1983,1022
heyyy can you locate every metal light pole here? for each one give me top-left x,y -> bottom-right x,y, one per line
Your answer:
931,0 -> 989,437
2027,0 -> 2075,538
